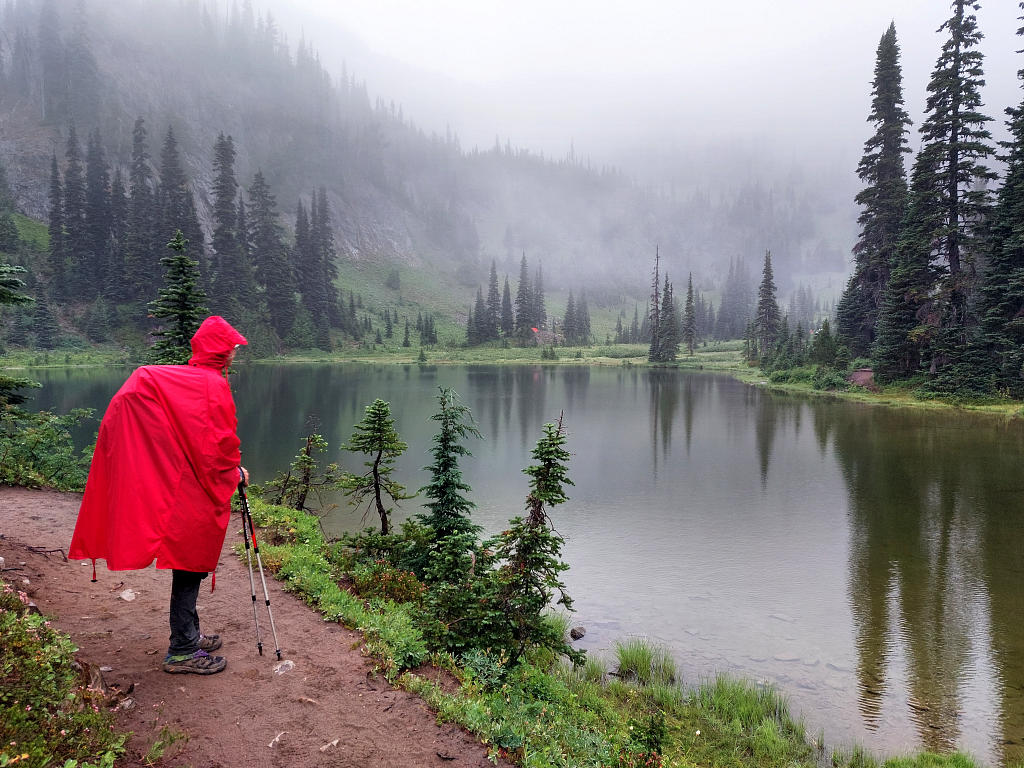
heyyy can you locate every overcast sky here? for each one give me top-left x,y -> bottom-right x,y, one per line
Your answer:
266,1 -> 1022,176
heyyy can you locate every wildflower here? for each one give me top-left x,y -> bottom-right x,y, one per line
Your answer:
24,705 -> 31,711
695,729 -> 700,736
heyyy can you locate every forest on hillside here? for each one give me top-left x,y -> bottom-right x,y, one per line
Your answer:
0,0 -> 851,317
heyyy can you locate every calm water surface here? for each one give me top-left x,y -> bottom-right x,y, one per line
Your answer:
27,363 -> 1024,766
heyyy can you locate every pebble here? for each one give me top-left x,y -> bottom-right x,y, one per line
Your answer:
119,589 -> 136,602
0,556 -> 5,569
273,659 -> 295,675
319,739 -> 340,752
100,666 -> 113,672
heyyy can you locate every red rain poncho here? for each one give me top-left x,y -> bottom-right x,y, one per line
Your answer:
69,317 -> 247,574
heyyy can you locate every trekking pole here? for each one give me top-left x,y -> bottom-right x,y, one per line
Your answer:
238,481 -> 283,660
238,480 -> 264,656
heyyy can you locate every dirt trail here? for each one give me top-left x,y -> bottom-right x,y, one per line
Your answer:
0,486 -> 504,768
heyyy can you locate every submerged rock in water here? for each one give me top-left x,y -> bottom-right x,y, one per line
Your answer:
570,626 -> 586,640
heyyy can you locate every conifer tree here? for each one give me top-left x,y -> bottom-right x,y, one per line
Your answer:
532,263 -> 547,330
82,129 -> 110,300
312,187 -> 342,328
683,272 -> 697,355
124,117 -> 156,305
647,247 -> 662,362
62,125 -> 88,298
46,154 -> 66,298
105,169 -> 128,301
495,415 -> 579,662
158,126 -> 206,280
486,260 -> 501,340
837,22 -> 911,357
915,0 -> 995,384
403,318 -> 410,347
340,399 -> 412,535
416,387 -> 481,583
148,231 -> 208,364
33,292 -> 59,349
563,291 -> 577,344
210,133 -> 240,309
577,291 -> 591,345
658,274 -> 679,362
514,254 -> 532,339
248,170 -> 296,337
469,286 -> 487,345
500,276 -> 514,336
978,4 -> 1024,395
753,250 -> 781,363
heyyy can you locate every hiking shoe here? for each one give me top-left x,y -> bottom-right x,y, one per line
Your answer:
162,649 -> 227,675
199,633 -> 222,652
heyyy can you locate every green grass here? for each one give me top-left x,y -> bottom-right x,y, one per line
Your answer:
13,213 -> 48,252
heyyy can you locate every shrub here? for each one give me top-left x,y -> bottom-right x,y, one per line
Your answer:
0,580 -> 126,767
352,560 -> 426,604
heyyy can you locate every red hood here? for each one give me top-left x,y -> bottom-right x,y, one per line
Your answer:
188,316 -> 247,369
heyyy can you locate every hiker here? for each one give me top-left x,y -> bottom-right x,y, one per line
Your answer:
70,316 -> 248,675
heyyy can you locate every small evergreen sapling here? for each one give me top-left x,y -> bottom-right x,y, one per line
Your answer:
339,399 -> 412,534
496,415 -> 582,663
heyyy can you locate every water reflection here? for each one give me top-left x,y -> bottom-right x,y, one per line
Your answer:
832,406 -> 1024,763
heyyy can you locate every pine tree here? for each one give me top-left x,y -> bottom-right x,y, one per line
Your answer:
683,272 -> 697,355
837,22 -> 911,357
658,274 -> 679,362
416,388 -> 482,583
514,254 -> 532,340
402,318 -> 410,347
46,154 -> 66,298
62,124 -> 88,299
210,133 -> 240,310
753,250 -> 781,364
33,292 -> 59,349
148,231 -> 208,364
158,126 -> 206,281
917,0 -> 996,385
563,291 -> 577,344
248,170 -> 296,337
577,291 -> 591,346
82,129 -> 110,300
124,117 -> 157,306
495,415 -> 578,662
532,263 -> 547,330
647,247 -> 662,362
500,276 -> 514,337
312,187 -> 342,328
339,399 -> 412,535
105,169 -> 128,301
978,4 -> 1024,395
486,260 -> 501,341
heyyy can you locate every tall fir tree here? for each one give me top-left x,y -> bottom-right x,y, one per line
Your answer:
148,231 -> 208,364
836,22 -> 911,357
658,274 -> 679,362
753,250 -> 781,363
500,276 -> 514,337
46,154 -> 66,298
532,263 -> 547,330
312,187 -> 342,328
485,260 -> 501,340
248,170 -> 297,338
62,124 -> 88,299
647,247 -> 662,362
513,253 -> 532,339
919,0 -> 996,384
157,126 -> 206,283
82,129 -> 110,300
210,133 -> 240,310
563,291 -> 578,344
124,117 -> 157,306
976,2 -> 1024,395
577,291 -> 591,345
683,272 -> 697,355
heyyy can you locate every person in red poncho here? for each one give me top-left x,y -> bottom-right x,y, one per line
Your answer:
70,316 -> 248,675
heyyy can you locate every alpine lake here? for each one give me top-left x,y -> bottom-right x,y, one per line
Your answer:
26,362 -> 1024,766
